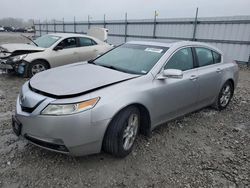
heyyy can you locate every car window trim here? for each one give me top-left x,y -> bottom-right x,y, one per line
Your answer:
212,50 -> 222,64
191,47 -> 199,68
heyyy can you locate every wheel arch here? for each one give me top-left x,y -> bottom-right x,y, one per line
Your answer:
31,59 -> 51,69
105,103 -> 152,137
227,78 -> 235,91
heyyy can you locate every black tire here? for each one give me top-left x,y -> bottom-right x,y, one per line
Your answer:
27,60 -> 49,77
103,106 -> 140,158
213,81 -> 234,110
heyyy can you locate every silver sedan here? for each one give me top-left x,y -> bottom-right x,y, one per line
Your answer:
13,41 -> 239,157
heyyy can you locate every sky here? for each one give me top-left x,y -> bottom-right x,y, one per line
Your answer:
1,0 -> 250,21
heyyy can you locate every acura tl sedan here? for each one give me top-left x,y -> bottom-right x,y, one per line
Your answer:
0,32 -> 112,77
13,41 -> 239,157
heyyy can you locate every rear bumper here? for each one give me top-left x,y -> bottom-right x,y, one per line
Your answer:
15,95 -> 110,156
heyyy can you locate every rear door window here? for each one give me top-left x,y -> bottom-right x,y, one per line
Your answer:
195,47 -> 214,67
79,37 -> 97,47
164,47 -> 194,71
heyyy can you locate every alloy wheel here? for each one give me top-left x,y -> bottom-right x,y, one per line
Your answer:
122,113 -> 139,150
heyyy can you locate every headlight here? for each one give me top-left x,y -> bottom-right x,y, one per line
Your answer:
0,47 -> 8,53
11,54 -> 27,62
41,97 -> 100,115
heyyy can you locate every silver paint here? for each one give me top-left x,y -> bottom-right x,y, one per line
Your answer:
15,41 -> 239,156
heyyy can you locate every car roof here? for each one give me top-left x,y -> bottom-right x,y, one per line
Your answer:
47,33 -> 90,38
127,41 -> 222,54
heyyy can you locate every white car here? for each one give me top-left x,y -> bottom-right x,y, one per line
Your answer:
0,30 -> 112,77
0,26 -> 5,32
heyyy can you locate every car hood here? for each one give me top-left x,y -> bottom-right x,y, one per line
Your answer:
29,63 -> 139,98
0,43 -> 45,53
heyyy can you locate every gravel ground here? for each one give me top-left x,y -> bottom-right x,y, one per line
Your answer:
0,33 -> 249,188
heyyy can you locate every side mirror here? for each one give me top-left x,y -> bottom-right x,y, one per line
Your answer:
157,69 -> 183,80
54,45 -> 63,51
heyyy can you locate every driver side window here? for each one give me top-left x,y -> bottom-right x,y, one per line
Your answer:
164,48 -> 194,71
57,37 -> 77,49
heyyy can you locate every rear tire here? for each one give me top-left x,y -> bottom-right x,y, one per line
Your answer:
28,60 -> 49,77
213,81 -> 234,110
103,106 -> 140,158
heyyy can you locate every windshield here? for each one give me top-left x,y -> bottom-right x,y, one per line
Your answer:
34,35 -> 61,48
94,44 -> 168,75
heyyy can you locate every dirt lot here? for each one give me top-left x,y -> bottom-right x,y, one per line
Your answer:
0,33 -> 249,188
0,32 -> 33,45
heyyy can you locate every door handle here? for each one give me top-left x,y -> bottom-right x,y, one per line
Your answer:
93,49 -> 98,52
216,68 -> 222,73
189,75 -> 198,81
73,52 -> 78,54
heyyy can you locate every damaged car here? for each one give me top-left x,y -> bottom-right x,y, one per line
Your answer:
0,29 -> 112,77
13,41 -> 238,157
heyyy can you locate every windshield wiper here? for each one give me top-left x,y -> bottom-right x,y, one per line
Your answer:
100,65 -> 119,71
90,62 -> 139,74
21,34 -> 38,46
87,60 -> 96,64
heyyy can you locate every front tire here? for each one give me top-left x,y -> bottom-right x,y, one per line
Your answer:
28,60 -> 49,77
213,81 -> 234,110
103,106 -> 140,158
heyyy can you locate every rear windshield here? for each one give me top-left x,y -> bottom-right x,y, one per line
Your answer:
94,44 -> 168,74
34,35 -> 61,48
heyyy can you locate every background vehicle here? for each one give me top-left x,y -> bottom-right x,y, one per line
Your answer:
26,27 -> 35,33
0,28 -> 112,77
14,27 -> 27,32
0,26 -> 5,32
13,41 -> 239,157
4,26 -> 15,32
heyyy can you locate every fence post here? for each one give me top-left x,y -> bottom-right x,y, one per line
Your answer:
32,19 -> 35,37
88,15 -> 90,29
39,20 -> 41,36
124,12 -> 128,42
62,18 -> 65,33
192,8 -> 199,41
248,55 -> 250,67
54,19 -> 56,33
104,14 -> 106,28
74,16 -> 76,33
153,10 -> 157,38
46,19 -> 48,34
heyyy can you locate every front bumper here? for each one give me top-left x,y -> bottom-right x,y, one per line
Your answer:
15,94 -> 110,156
0,58 -> 29,76
0,59 -> 13,69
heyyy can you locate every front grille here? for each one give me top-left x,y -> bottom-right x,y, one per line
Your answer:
24,134 -> 69,152
21,106 -> 35,113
